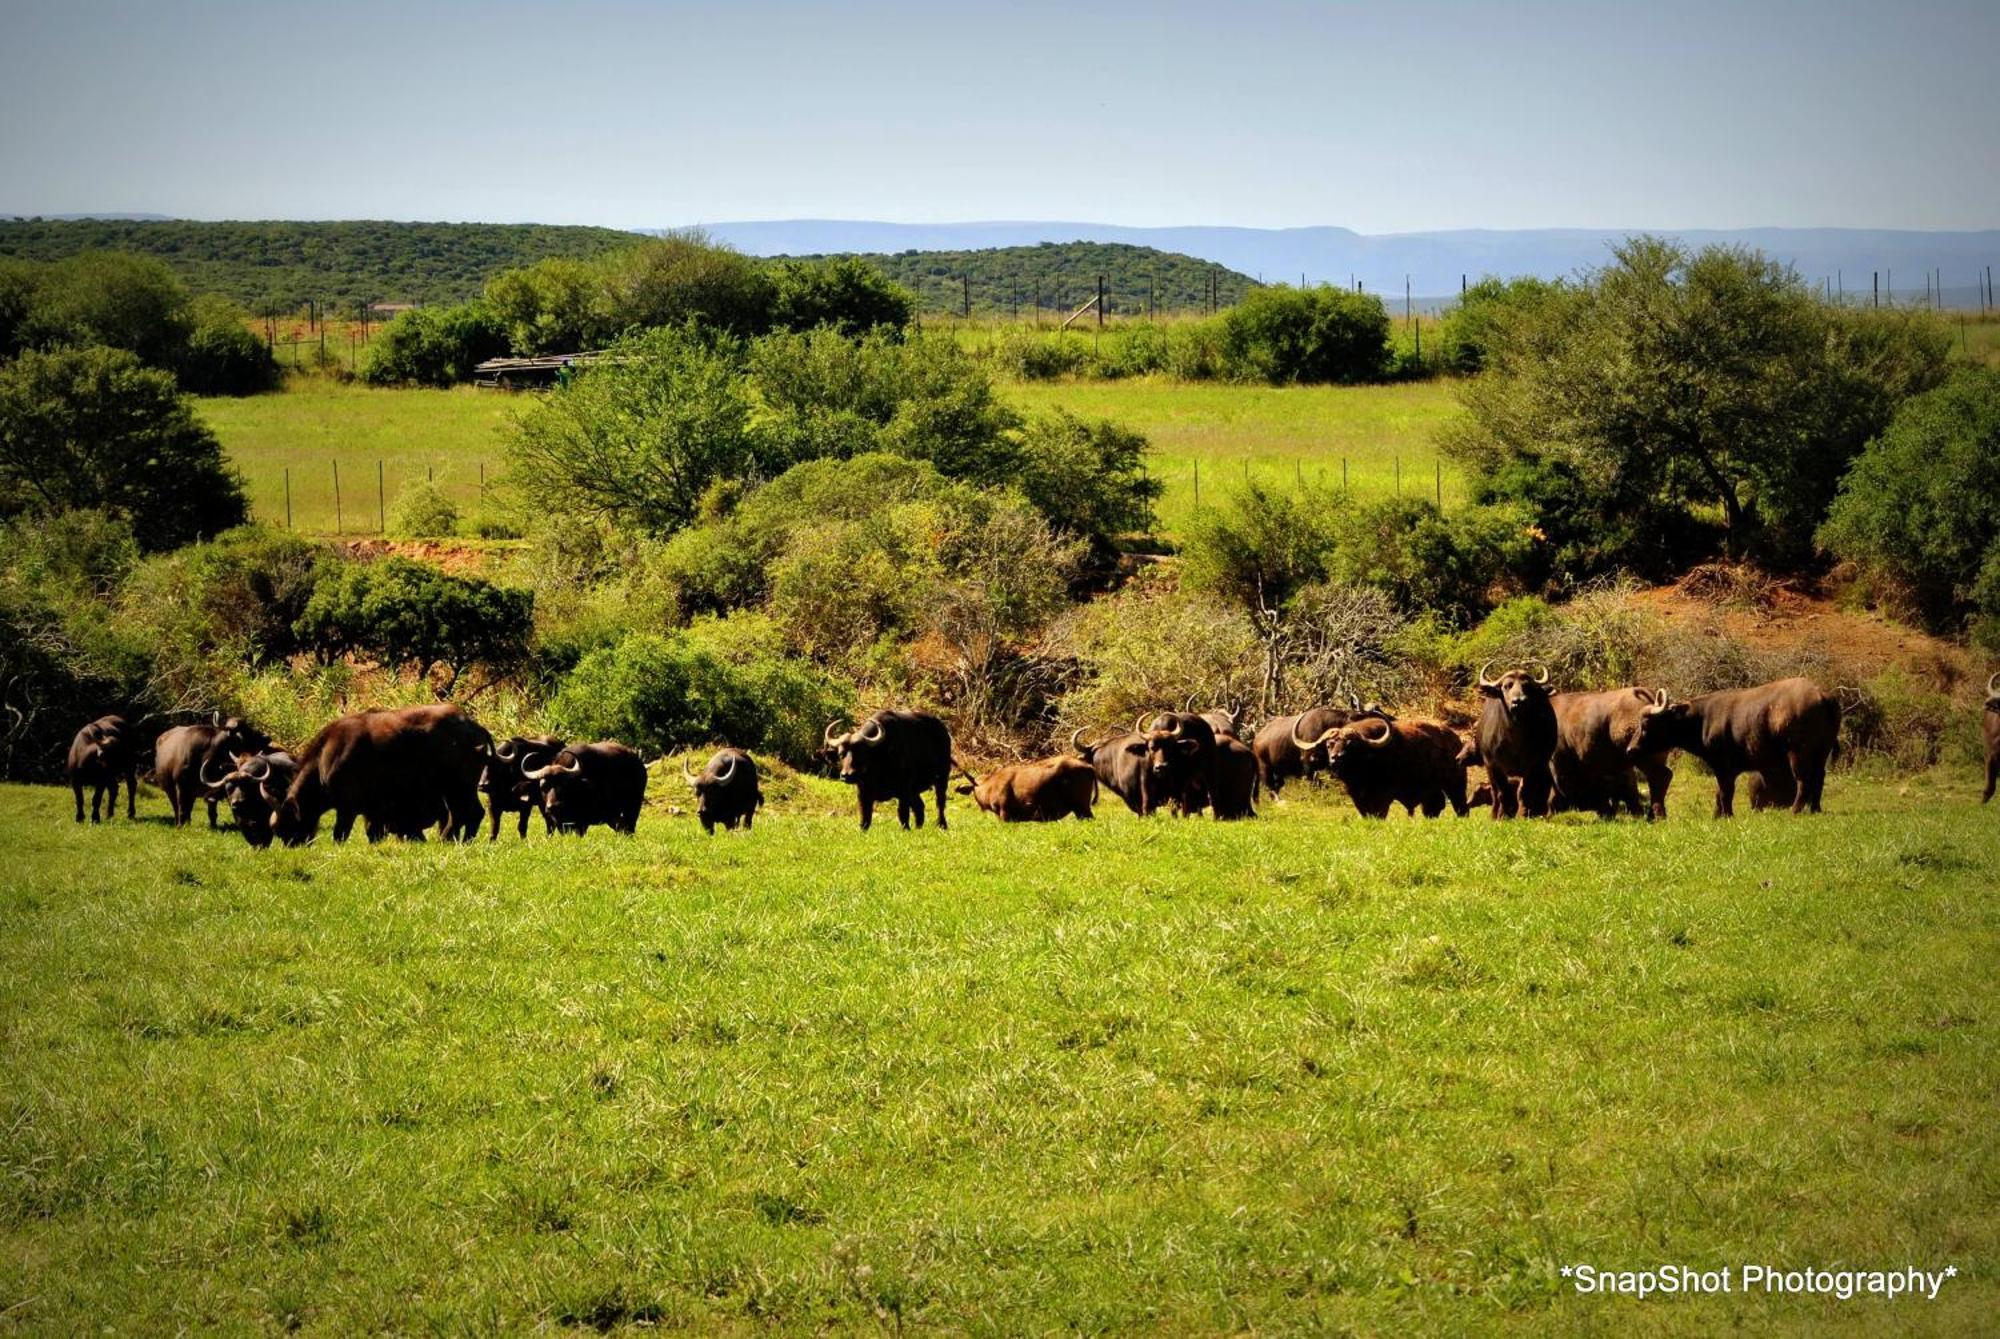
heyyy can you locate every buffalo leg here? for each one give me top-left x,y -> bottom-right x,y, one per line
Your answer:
934,779 -> 948,830
1639,761 -> 1671,820
1985,754 -> 1997,803
909,793 -> 926,829
858,796 -> 874,831
1420,793 -> 1444,818
1794,749 -> 1828,814
334,810 -> 358,842
206,795 -> 219,829
124,773 -> 136,819
74,781 -> 87,823
1713,770 -> 1738,818
1520,769 -> 1553,818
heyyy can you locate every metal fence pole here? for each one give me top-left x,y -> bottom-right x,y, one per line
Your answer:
333,461 -> 342,533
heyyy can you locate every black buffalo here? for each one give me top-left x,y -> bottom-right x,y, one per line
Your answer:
1472,661 -> 1556,818
1325,717 -> 1470,819
1211,733 -> 1259,820
1629,677 -> 1841,817
209,750 -> 298,848
684,747 -> 763,832
155,716 -> 271,829
1984,671 -> 1999,804
1133,710 -> 1220,817
67,714 -> 139,823
1549,687 -> 1676,819
274,704 -> 491,845
824,710 -> 954,831
482,733 -> 565,838
520,741 -> 647,835
1261,701 -> 1394,795
1070,727 -> 1152,815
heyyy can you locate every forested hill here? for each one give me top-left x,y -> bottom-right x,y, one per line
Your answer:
0,219 -> 639,310
784,241 -> 1256,317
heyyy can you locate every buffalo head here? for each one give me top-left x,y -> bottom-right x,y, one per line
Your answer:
824,716 -> 888,785
1477,661 -> 1552,714
1326,715 -> 1397,776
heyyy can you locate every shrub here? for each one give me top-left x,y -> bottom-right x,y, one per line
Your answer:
1164,321 -> 1225,380
17,251 -> 192,369
1048,581 -> 1260,733
989,328 -> 1095,381
295,556 -> 531,691
484,257 -> 615,356
1219,285 -> 1391,384
767,257 -> 914,336
389,480 -> 461,538
1321,498 -> 1527,625
1434,276 -> 1565,375
1013,410 -> 1161,567
1179,483 -> 1341,613
544,628 -> 850,766
362,302 -> 509,387
604,233 -> 775,339
1820,367 -> 2000,643
507,324 -> 755,538
0,345 -> 248,552
179,294 -> 277,394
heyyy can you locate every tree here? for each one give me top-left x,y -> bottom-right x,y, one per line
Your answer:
1219,284 -> 1391,384
18,251 -> 192,369
768,257 -> 915,336
1445,236 -> 1951,574
605,233 -> 775,338
1820,367 -> 2000,645
1014,409 -> 1161,568
362,301 -> 509,387
507,325 -> 756,537
178,294 -> 277,395
295,557 -> 530,692
484,257 -> 614,355
1434,276 -> 1565,375
0,346 -> 247,552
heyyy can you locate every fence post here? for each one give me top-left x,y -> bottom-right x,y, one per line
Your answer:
1395,457 -> 1401,497
1193,459 -> 1200,510
1435,460 -> 1442,510
1342,458 -> 1348,492
284,467 -> 292,531
333,461 -> 342,533
377,460 -> 385,533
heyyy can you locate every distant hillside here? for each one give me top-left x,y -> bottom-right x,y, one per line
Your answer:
786,241 -> 1254,317
696,219 -> 2000,308
0,219 -> 640,310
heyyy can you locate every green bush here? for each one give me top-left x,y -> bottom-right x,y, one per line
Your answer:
1164,322 -> 1225,380
484,257 -> 614,356
544,627 -> 850,766
988,328 -> 1095,381
1219,285 -> 1391,384
1013,410 -> 1161,568
295,556 -> 531,690
389,481 -> 461,538
362,302 -> 509,387
0,345 -> 248,552
767,257 -> 914,336
178,294 -> 277,395
604,233 -> 775,339
1434,276 -> 1565,375
1820,367 -> 2000,644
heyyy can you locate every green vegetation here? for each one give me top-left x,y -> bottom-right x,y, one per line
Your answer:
1,775 -> 1993,1332
0,219 -> 639,309
1821,366 -> 2000,649
794,239 -> 1252,317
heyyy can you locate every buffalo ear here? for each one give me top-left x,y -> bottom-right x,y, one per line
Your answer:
1178,738 -> 1201,754
953,782 -> 974,795
1122,742 -> 1147,756
1477,683 -> 1502,698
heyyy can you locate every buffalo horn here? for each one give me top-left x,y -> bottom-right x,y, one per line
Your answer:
1646,690 -> 1671,715
243,755 -> 270,780
682,755 -> 696,784
200,754 -> 233,788
496,738 -> 518,762
1132,710 -> 1154,736
860,716 -> 884,742
1290,715 -> 1341,752
823,718 -> 847,747
1988,671 -> 1999,695
713,753 -> 737,784
1528,661 -> 1551,685
1476,660 -> 1498,688
1070,727 -> 1095,753
1357,717 -> 1395,747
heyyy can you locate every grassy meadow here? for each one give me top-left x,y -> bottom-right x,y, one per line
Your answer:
196,372 -> 1465,540
2,769 -> 1994,1333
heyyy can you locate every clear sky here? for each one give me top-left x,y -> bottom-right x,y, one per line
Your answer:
2,0 -> 1994,232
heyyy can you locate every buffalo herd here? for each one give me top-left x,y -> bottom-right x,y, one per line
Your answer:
53,666 -> 2000,842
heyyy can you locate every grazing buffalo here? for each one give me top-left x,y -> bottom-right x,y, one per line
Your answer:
685,748 -> 763,832
1259,701 -> 1395,795
1324,717 -> 1469,818
1629,677 -> 1841,817
1134,710 -> 1220,817
67,715 -> 139,823
962,756 -> 1097,822
273,704 -> 491,845
521,741 -> 647,836
482,734 -> 565,839
208,750 -> 298,848
1549,687 -> 1676,819
1070,727 -> 1152,815
1472,661 -> 1557,818
1984,672 -> 1999,804
155,717 -> 270,828
1186,693 -> 1247,743
1211,733 -> 1259,820
825,710 -> 955,831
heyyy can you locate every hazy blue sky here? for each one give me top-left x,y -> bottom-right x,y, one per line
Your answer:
2,0 -> 1994,231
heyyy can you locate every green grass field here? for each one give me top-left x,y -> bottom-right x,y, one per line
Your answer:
3,770 -> 1993,1333
194,381 -> 519,536
196,375 -> 1466,540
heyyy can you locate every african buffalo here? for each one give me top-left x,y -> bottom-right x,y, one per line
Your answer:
1211,733 -> 1259,820
521,741 -> 647,835
962,756 -> 1097,822
1186,693 -> 1246,743
825,710 -> 954,831
1257,700 -> 1394,795
1984,672 -> 1999,804
1134,710 -> 1220,817
685,748 -> 763,832
1324,717 -> 1469,819
208,750 -> 298,848
155,717 -> 271,828
1070,727 -> 1152,815
1549,687 -> 1676,819
482,733 -> 565,838
273,704 -> 491,845
1472,661 -> 1556,818
67,715 -> 138,823
1629,677 -> 1841,817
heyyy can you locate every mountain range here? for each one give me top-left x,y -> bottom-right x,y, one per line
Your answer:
680,220 -> 2000,306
